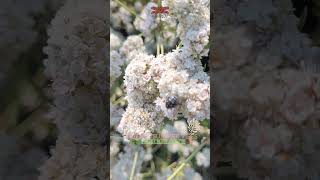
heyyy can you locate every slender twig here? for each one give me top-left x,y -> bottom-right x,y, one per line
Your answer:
161,44 -> 164,54
151,160 -> 156,172
168,162 -> 177,169
113,96 -> 126,105
156,0 -> 164,56
129,151 -> 139,180
141,172 -> 153,178
157,43 -> 160,56
167,138 -> 208,180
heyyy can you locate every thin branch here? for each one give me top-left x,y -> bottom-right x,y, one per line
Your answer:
129,151 -> 139,180
167,138 -> 208,180
161,44 -> 164,54
157,43 -> 160,56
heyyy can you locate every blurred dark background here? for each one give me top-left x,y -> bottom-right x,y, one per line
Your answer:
0,1 -> 64,179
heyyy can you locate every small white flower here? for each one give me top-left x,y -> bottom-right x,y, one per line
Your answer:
196,148 -> 210,167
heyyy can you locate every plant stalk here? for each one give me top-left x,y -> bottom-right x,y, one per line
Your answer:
129,151 -> 139,180
167,138 -> 208,180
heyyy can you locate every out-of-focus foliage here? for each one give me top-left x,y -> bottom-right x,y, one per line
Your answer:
213,0 -> 320,179
0,0 -> 64,179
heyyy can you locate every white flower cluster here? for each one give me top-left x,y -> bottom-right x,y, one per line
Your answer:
110,103 -> 124,127
214,0 -> 320,179
154,51 -> 210,120
196,147 -> 210,168
110,28 -> 123,51
40,0 -> 107,178
161,121 -> 189,139
118,48 -> 209,140
163,0 -> 210,57
110,31 -> 146,85
120,35 -> 145,59
110,1 -> 210,179
161,121 -> 208,158
110,50 -> 124,83
110,1 -> 135,33
110,29 -> 125,84
117,0 -> 210,140
111,145 -> 145,180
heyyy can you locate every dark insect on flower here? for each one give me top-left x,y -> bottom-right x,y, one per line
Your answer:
166,96 -> 178,109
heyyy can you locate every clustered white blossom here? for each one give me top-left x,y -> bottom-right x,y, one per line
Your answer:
110,103 -> 124,127
110,29 -> 125,84
118,0 -> 210,140
110,145 -> 145,180
161,122 -> 205,157
110,1 -> 135,33
110,50 -> 124,83
40,0 -> 107,179
119,35 -> 145,59
110,32 -> 146,86
214,0 -> 320,179
118,48 -> 210,140
110,28 -> 123,51
163,0 -> 210,57
196,147 -> 210,168
109,1 -> 210,179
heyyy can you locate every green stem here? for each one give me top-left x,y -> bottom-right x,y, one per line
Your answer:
155,0 -> 164,56
161,44 -> 164,54
113,96 -> 125,105
157,43 -> 160,56
168,162 -> 177,169
141,172 -> 153,178
167,139 -> 208,180
129,151 -> 139,180
151,160 -> 156,172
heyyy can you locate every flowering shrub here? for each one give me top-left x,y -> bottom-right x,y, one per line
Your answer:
110,0 -> 210,179
39,0 -> 108,179
3,0 -> 320,179
214,0 -> 320,179
26,0 -> 211,179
